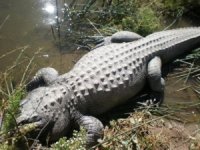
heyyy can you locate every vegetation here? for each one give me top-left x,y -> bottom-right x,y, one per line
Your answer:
60,0 -> 200,47
0,47 -> 42,149
51,127 -> 87,150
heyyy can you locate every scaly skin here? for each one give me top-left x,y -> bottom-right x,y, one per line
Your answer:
17,27 -> 200,147
95,30 -> 143,48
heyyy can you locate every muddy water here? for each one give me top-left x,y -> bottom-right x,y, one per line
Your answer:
0,0 -> 85,74
0,1 -> 199,123
164,72 -> 200,123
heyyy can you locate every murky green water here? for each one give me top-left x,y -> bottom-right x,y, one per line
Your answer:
0,0 -> 86,74
0,0 -> 199,123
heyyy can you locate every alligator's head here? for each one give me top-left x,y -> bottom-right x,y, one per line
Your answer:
17,85 -> 71,142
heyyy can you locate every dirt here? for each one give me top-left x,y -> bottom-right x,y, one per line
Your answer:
148,117 -> 200,150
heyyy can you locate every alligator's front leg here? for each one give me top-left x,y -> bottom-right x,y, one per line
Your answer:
72,110 -> 104,148
147,56 -> 165,104
26,67 -> 59,91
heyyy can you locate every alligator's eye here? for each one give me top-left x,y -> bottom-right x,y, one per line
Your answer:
30,115 -> 41,122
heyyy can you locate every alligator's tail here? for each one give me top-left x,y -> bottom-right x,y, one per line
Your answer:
146,27 -> 200,64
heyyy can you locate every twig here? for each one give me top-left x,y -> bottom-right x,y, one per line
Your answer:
20,48 -> 42,86
87,18 -> 103,36
55,0 -> 61,50
192,72 -> 200,78
0,88 -> 9,97
0,99 -> 5,131
29,120 -> 50,150
51,25 -> 57,41
7,59 -> 27,72
0,15 -> 10,31
11,46 -> 27,72
163,8 -> 183,30
175,59 -> 193,65
171,68 -> 200,79
176,85 -> 191,92
0,46 -> 29,60
4,73 -> 11,96
184,61 -> 194,84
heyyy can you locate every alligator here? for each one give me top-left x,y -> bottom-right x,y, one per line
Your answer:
17,27 -> 200,147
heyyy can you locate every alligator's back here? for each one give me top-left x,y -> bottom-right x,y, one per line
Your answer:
57,27 -> 200,115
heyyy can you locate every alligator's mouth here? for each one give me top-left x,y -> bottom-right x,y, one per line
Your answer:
16,115 -> 54,144
16,114 -> 52,134
17,115 -> 43,126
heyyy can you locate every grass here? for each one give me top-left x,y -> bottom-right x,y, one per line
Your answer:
58,0 -> 200,49
0,47 -> 43,149
51,127 -> 87,150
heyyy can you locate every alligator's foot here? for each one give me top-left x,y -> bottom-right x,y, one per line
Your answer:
147,91 -> 164,106
147,56 -> 165,104
26,67 -> 59,91
95,31 -> 143,48
72,110 -> 104,148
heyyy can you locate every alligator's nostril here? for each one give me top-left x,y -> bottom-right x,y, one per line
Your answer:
16,116 -> 26,125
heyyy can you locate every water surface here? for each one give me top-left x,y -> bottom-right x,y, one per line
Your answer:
0,0 -> 85,74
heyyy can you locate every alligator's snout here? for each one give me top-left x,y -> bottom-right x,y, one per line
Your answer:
16,114 -> 43,126
16,115 -> 26,125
